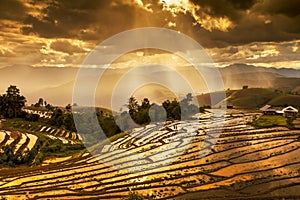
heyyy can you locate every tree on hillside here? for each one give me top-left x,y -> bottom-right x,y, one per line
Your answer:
180,93 -> 198,119
136,98 -> 151,124
162,93 -> 198,121
141,98 -> 150,110
49,108 -> 64,127
34,98 -> 44,107
65,104 -> 72,111
128,96 -> 139,117
0,85 -> 26,118
45,103 -> 53,111
127,97 -> 152,125
162,99 -> 181,121
38,98 -> 43,107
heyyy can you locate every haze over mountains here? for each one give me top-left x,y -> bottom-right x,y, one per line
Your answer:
1,64 -> 300,107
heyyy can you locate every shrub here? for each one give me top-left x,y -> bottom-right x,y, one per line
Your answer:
123,192 -> 145,200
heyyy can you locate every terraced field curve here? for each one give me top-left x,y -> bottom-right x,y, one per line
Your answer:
0,130 -> 37,154
1,111 -> 300,199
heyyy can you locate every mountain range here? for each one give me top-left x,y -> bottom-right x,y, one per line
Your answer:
1,63 -> 299,107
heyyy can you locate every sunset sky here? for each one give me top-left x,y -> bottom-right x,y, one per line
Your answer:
1,0 -> 300,107
1,0 -> 300,69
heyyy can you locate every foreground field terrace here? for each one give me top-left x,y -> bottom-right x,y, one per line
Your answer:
1,110 -> 300,199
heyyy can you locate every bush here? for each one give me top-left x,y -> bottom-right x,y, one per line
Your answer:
25,113 -> 40,122
252,115 -> 288,128
123,192 -> 145,200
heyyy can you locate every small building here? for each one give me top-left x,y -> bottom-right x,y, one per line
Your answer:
282,106 -> 298,118
260,105 -> 276,115
260,105 -> 272,112
275,110 -> 284,115
264,108 -> 277,115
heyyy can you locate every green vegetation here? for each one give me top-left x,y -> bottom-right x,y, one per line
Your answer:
268,94 -> 300,107
4,118 -> 48,132
74,93 -> 200,147
0,85 -> 26,118
128,93 -> 199,125
72,108 -> 122,147
35,138 -> 84,160
6,83 -> 299,168
2,117 -> 85,167
49,108 -> 76,131
30,97 -> 54,111
122,192 -> 145,200
252,115 -> 288,128
128,97 -> 152,125
0,85 -> 201,166
0,129 -> 85,167
226,88 -> 300,109
228,88 -> 279,109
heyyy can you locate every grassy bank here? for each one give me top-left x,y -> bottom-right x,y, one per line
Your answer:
251,115 -> 288,128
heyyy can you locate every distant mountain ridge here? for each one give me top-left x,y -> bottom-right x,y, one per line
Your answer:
219,64 -> 300,91
0,64 -> 299,106
221,63 -> 300,78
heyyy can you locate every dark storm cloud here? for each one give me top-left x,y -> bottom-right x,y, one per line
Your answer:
18,0 -> 300,48
0,0 -> 27,20
21,0 -> 154,41
21,0 -> 110,39
191,0 -> 258,19
256,0 -> 300,17
50,40 -> 86,55
182,0 -> 300,47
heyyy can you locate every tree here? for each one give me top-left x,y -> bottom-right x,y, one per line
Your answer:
49,108 -> 64,127
45,103 -> 53,111
25,113 -> 40,122
0,85 -> 26,118
162,99 -> 181,121
65,104 -> 72,111
64,113 -> 76,131
34,98 -> 43,107
38,98 -> 44,107
180,93 -> 198,119
141,98 -> 150,110
127,97 -> 152,125
128,96 -> 139,117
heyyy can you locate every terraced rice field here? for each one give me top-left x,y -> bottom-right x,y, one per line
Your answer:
0,130 -> 37,154
294,118 -> 300,129
9,121 -> 80,144
1,111 -> 300,199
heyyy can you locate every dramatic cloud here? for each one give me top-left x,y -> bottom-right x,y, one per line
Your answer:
0,0 -> 300,69
50,40 -> 87,55
0,0 -> 27,21
255,0 -> 300,17
207,40 -> 300,69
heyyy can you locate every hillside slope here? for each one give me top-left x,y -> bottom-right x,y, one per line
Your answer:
268,94 -> 300,107
198,88 -> 300,109
1,112 -> 300,199
227,88 -> 280,108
